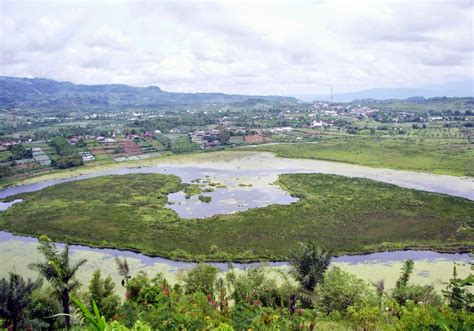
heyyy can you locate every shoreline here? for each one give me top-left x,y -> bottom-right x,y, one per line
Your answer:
2,147 -> 473,190
1,230 -> 472,264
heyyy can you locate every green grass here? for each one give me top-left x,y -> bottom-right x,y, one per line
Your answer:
245,137 -> 474,177
0,173 -> 472,261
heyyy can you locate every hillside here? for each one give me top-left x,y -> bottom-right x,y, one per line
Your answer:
301,80 -> 474,102
0,76 -> 296,111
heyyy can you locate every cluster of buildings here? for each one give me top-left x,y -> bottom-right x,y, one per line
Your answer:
32,147 -> 51,166
96,136 -> 117,143
348,106 -> 380,117
189,129 -> 222,149
78,151 -> 95,162
114,152 -> 161,162
0,140 -> 19,148
269,127 -> 293,134
310,121 -> 332,128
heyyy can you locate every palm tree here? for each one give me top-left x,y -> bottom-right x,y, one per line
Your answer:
29,235 -> 86,329
288,242 -> 331,293
0,273 -> 42,330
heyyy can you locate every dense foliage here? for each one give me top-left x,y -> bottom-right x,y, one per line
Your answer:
1,237 -> 472,330
51,154 -> 84,169
8,144 -> 32,160
49,136 -> 76,156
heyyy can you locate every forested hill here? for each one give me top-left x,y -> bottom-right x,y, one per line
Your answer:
0,76 -> 296,110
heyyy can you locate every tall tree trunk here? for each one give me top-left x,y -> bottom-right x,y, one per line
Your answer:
61,289 -> 71,329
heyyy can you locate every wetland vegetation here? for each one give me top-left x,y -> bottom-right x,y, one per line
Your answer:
1,173 -> 472,261
247,137 -> 474,177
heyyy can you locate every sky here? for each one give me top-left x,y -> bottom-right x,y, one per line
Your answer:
0,0 -> 473,96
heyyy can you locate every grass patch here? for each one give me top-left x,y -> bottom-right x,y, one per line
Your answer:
0,173 -> 472,261
198,195 -> 212,203
245,137 -> 474,177
183,183 -> 202,199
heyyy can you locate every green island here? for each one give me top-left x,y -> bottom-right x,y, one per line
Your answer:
1,173 -> 472,261
245,137 -> 474,177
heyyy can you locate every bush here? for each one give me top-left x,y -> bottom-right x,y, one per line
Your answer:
8,144 -> 32,160
226,266 -> 296,308
49,136 -> 75,156
397,301 -> 474,330
52,154 -> 83,169
183,264 -> 219,296
0,164 -> 13,179
87,270 -> 121,319
443,270 -> 474,312
313,267 -> 376,315
391,259 -> 442,306
391,284 -> 442,306
198,195 -> 212,203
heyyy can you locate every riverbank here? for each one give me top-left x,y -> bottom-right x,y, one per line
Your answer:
1,231 -> 472,297
2,137 -> 473,192
1,151 -> 473,200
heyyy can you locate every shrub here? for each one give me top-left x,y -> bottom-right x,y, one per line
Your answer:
52,154 -> 83,169
183,264 -> 219,296
313,267 -> 376,315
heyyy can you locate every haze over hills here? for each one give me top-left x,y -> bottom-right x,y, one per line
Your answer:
298,80 -> 474,102
1,76 -> 473,111
0,76 -> 296,111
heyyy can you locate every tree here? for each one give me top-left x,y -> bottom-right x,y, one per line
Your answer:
313,267 -> 376,315
289,242 -> 331,293
51,154 -> 83,169
183,264 -> 219,296
443,265 -> 473,312
8,144 -> 32,160
29,235 -> 87,329
87,270 -> 121,319
28,287 -> 62,330
49,136 -> 75,156
0,164 -> 13,179
0,273 -> 42,330
395,260 -> 414,289
219,128 -> 230,144
392,260 -> 441,306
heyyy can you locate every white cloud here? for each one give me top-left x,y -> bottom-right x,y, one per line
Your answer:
0,0 -> 472,95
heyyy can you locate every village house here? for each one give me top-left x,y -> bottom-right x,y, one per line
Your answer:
270,127 -> 293,134
32,147 -> 51,166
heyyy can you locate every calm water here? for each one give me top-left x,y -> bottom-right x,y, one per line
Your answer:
0,231 -> 471,271
0,153 -> 472,219
0,167 -> 299,218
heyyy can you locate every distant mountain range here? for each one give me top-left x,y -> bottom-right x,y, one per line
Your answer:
2,76 -> 472,109
298,80 -> 474,102
0,76 -> 296,111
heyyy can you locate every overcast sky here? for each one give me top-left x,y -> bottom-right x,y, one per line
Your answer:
0,0 -> 472,96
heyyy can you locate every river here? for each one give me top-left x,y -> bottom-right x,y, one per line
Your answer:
0,151 -> 472,293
